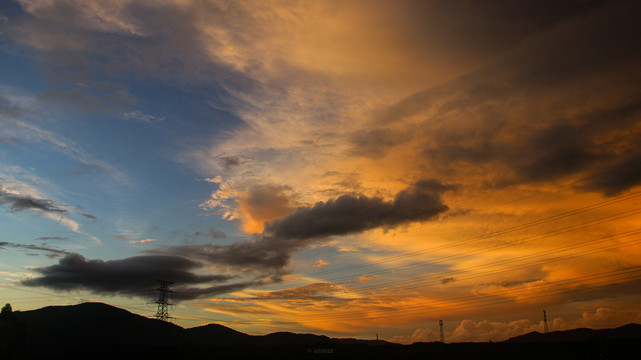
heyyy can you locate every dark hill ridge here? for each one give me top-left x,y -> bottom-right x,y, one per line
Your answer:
505,323 -> 641,343
7,302 -> 388,347
184,323 -> 251,345
12,302 -> 184,346
2,302 -> 641,359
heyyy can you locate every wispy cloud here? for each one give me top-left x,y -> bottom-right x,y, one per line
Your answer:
118,110 -> 164,124
0,241 -> 71,258
0,185 -> 67,214
0,171 -> 98,235
114,235 -> 156,244
0,88 -> 130,186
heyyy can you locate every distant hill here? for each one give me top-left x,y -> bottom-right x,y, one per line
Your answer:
4,302 -> 385,350
505,323 -> 641,343
12,302 -> 184,347
184,323 -> 251,345
2,302 -> 640,360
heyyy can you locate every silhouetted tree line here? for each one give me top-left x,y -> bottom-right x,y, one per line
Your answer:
0,303 -> 27,356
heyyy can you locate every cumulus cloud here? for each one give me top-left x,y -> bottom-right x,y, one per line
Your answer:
397,306 -> 641,344
391,327 -> 439,344
552,306 -> 641,331
264,180 -> 451,240
237,183 -> 296,234
157,180 -> 451,276
22,253 -> 237,300
450,319 -> 542,343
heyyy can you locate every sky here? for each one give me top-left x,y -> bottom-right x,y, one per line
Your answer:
1,0 -> 641,343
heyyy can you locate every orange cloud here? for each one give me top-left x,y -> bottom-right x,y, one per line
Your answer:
237,184 -> 296,234
312,260 -> 328,268
130,238 -> 156,244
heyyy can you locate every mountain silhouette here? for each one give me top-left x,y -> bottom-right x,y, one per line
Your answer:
184,323 -> 251,345
12,302 -> 184,347
3,302 -> 640,359
505,323 -> 641,343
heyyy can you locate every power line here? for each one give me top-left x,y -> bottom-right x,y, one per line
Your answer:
305,203 -> 641,288
356,231 -> 641,294
304,190 -> 641,279
269,266 -> 641,323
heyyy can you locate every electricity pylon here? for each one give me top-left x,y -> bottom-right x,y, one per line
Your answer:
154,280 -> 174,321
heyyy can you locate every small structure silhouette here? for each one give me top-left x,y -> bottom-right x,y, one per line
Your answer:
154,280 -> 174,321
439,319 -> 445,342
543,310 -> 549,334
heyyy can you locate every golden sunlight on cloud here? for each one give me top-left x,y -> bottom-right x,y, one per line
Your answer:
130,238 -> 156,244
312,260 -> 328,268
11,0 -> 641,339
237,184 -> 296,234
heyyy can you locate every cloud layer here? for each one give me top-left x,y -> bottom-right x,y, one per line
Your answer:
3,0 -> 641,338
157,180 -> 451,276
22,253 -> 236,300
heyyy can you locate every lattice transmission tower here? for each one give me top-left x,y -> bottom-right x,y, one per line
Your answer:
154,279 -> 174,321
439,320 -> 444,342
543,310 -> 549,334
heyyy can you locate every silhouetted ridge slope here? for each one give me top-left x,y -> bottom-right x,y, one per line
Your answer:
7,302 -> 641,360
257,331 -> 332,345
185,323 -> 251,345
14,302 -> 184,347
504,323 -> 641,343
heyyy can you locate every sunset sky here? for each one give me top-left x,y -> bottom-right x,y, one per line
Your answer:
2,0 -> 641,343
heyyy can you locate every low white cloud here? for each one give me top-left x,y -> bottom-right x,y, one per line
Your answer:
396,306 -> 641,344
118,110 -> 164,124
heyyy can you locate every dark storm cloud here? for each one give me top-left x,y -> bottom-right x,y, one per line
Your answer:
153,239 -> 291,279
0,186 -> 67,214
0,241 -> 70,258
581,153 -> 641,196
356,0 -> 641,196
155,180 -> 452,274
265,179 -> 452,240
22,253 -> 235,300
